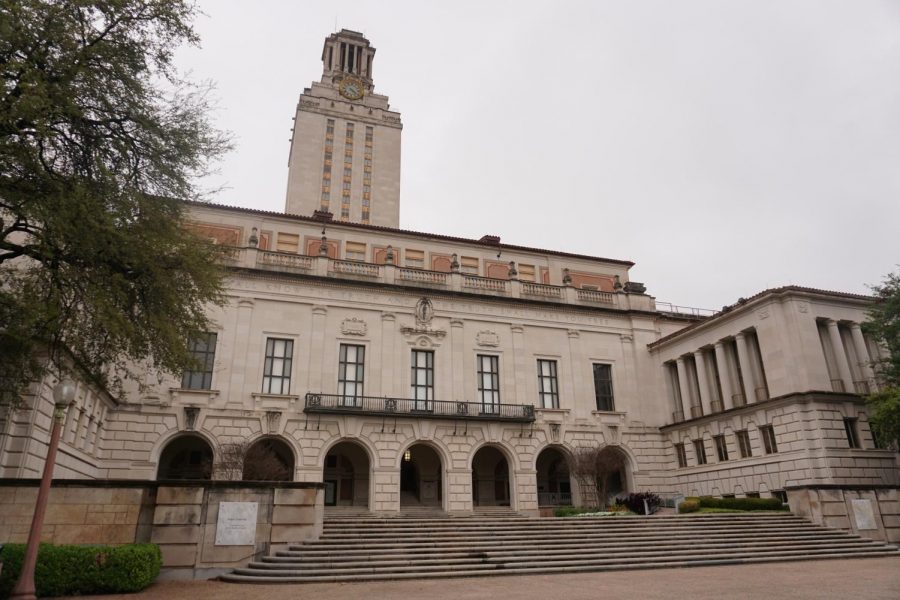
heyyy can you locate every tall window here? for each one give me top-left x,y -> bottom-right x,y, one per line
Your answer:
536,360 -> 559,408
338,344 -> 365,405
262,338 -> 293,395
674,443 -> 687,468
181,332 -> 217,390
477,354 -> 500,413
736,430 -> 752,458
843,418 -> 860,449
693,439 -> 707,465
593,364 -> 615,411
411,350 -> 434,410
760,424 -> 778,454
714,435 -> 729,462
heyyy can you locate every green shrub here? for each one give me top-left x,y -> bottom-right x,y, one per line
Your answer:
678,499 -> 700,513
0,543 -> 161,598
554,506 -> 600,517
697,496 -> 787,511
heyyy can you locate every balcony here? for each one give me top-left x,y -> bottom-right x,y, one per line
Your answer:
710,400 -> 724,413
221,247 -> 654,312
690,405 -> 704,419
830,379 -> 845,393
304,393 -> 536,423
853,380 -> 871,395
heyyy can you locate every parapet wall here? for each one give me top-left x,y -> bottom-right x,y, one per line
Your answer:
787,485 -> 900,543
0,479 -> 324,580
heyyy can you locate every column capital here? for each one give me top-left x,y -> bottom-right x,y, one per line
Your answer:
714,341 -> 725,349
735,331 -> 746,341
849,322 -> 863,332
676,356 -> 686,365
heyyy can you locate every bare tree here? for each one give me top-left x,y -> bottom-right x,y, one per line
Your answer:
215,440 -> 292,481
570,446 -> 625,508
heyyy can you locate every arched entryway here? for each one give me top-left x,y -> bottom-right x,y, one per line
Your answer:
536,447 -> 572,507
242,437 -> 295,481
157,434 -> 213,480
471,446 -> 511,507
571,445 -> 631,507
323,441 -> 370,507
400,443 -> 443,509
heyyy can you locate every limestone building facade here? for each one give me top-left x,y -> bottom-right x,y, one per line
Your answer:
0,30 -> 897,522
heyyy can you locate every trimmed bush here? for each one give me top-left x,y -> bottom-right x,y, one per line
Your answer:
0,543 -> 161,598
616,492 -> 661,515
554,506 -> 599,517
678,499 -> 700,513
697,496 -> 787,511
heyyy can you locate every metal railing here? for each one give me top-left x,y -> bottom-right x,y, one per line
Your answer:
831,379 -> 845,393
853,380 -> 870,395
304,393 -> 535,422
538,492 -> 573,507
655,302 -> 717,318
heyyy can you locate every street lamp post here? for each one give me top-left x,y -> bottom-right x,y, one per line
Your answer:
10,377 -> 76,600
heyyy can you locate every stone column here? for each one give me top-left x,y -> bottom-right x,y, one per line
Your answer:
693,350 -> 713,416
675,357 -> 693,419
567,330 -> 588,411
511,325 -> 527,405
849,323 -> 876,392
450,320 -> 465,401
380,313 -> 396,397
734,332 -> 757,404
307,306 -> 328,393
714,341 -> 735,410
826,319 -> 854,393
228,299 -> 254,402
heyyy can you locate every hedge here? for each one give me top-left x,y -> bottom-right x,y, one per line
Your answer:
0,543 -> 161,598
678,499 -> 700,513
697,496 -> 787,511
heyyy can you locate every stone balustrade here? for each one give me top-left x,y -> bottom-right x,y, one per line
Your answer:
223,246 -> 653,311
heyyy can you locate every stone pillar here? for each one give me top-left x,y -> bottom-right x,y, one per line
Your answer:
567,330 -> 588,410
380,313 -> 396,397
714,341 -> 735,410
826,319 -> 854,393
734,332 -> 757,404
675,357 -> 693,419
151,486 -> 203,570
511,325 -> 527,404
228,299 -> 255,402
450,320 -> 465,401
693,350 -> 713,416
849,323 -> 876,392
307,306 -> 328,393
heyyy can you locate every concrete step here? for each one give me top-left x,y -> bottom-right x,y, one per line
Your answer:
222,512 -> 899,584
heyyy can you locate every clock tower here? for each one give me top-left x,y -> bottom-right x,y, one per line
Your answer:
285,30 -> 402,228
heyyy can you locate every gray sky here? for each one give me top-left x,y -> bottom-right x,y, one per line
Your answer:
178,0 -> 900,310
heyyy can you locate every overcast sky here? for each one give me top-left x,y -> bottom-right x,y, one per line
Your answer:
177,0 -> 900,310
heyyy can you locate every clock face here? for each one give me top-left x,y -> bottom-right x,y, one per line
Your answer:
339,77 -> 365,100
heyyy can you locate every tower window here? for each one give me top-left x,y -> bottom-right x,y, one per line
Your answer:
693,439 -> 707,465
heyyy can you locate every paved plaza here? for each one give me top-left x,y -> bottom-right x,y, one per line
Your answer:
71,556 -> 900,600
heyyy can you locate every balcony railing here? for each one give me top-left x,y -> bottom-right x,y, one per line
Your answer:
853,380 -> 871,395
830,379 -> 845,393
304,393 -> 536,423
732,393 -> 746,407
219,247 -> 657,312
710,400 -> 724,413
538,492 -> 573,507
690,405 -> 704,419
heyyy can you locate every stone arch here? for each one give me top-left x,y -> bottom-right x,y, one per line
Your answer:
157,433 -> 214,480
398,441 -> 446,510
470,443 -> 517,509
569,443 -> 637,507
242,435 -> 296,481
149,427 -> 217,465
535,444 -> 576,507
322,438 -> 373,509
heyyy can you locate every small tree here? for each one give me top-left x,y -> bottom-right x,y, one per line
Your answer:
215,440 -> 292,481
863,271 -> 900,448
571,445 -> 625,508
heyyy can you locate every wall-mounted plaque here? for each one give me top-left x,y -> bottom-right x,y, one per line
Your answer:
215,501 -> 258,546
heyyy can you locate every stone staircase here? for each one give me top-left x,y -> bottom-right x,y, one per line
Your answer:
221,512 -> 899,583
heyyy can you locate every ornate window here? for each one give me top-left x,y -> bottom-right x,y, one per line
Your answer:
262,338 -> 294,395
181,332 -> 217,390
537,359 -> 559,409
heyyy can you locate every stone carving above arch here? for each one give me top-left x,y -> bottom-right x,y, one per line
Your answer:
341,317 -> 368,336
476,330 -> 500,347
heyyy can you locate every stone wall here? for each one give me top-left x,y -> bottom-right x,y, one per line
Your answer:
0,479 -> 324,580
787,486 -> 900,544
